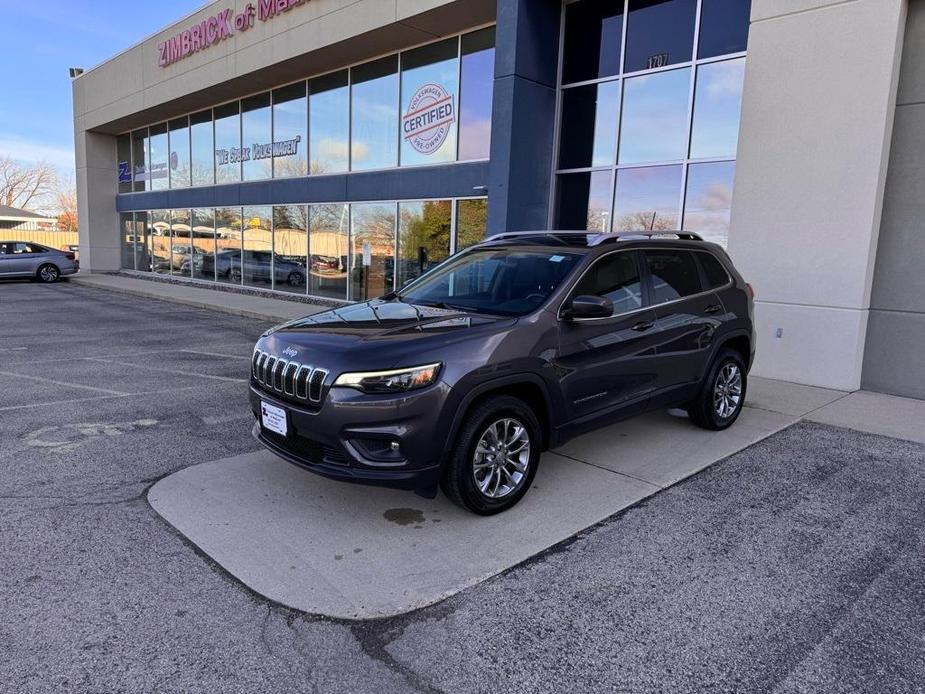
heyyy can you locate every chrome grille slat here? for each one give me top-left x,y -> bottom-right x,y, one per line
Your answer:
251,349 -> 326,404
273,359 -> 286,391
309,369 -> 328,402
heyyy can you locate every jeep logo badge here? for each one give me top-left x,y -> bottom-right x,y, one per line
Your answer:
283,346 -> 298,358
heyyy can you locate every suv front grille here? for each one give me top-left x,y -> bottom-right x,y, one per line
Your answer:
252,350 -> 328,403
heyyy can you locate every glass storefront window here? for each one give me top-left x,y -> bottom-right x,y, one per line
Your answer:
398,200 -> 451,288
309,70 -> 349,175
272,82 -> 308,178
191,208 -> 215,281
350,202 -> 396,301
117,134 -> 132,194
131,129 -> 148,192
562,0 -> 623,84
613,165 -> 682,231
170,208 -> 192,276
683,160 -> 735,246
558,81 -> 621,170
168,117 -> 191,189
624,0 -> 697,73
619,67 -> 691,164
351,57 -> 399,171
309,203 -> 349,299
149,210 -> 171,273
555,170 -> 613,231
400,39 -> 459,167
690,58 -> 745,159
459,28 -> 495,161
190,109 -> 214,186
456,198 -> 488,250
214,207 -> 243,284
241,93 -> 272,181
273,205 -> 308,293
149,123 -> 169,191
242,206 -> 273,289
120,212 -> 134,269
214,102 -> 241,184
699,0 -> 751,59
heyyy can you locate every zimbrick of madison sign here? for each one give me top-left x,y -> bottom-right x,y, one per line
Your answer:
158,0 -> 308,68
402,83 -> 456,155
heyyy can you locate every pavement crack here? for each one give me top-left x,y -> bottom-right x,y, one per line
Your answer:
349,621 -> 448,694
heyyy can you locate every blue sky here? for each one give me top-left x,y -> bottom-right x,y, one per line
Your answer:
0,0 -> 201,175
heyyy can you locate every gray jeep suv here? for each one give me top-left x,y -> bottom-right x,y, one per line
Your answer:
249,231 -> 755,514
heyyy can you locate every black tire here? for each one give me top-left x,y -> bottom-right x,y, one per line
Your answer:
36,264 -> 60,283
687,348 -> 747,430
230,267 -> 242,283
287,271 -> 305,287
441,395 -> 541,515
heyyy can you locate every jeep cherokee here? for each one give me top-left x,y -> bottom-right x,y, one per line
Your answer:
249,231 -> 755,514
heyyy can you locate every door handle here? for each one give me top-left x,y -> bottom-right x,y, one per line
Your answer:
631,320 -> 654,332
704,304 -> 722,315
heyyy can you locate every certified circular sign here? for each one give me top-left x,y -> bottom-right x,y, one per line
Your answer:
402,83 -> 456,155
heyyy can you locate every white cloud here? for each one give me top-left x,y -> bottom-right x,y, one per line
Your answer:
0,134 -> 76,174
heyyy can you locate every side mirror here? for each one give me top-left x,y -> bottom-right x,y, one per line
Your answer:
565,295 -> 613,319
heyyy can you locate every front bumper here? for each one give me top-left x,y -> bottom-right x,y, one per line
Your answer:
249,382 -> 449,494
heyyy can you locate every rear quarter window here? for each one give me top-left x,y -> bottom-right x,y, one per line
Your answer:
697,251 -> 731,289
645,250 -> 703,304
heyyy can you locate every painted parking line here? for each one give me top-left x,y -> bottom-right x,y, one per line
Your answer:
0,385 -> 208,413
0,369 -> 127,396
84,357 -> 249,384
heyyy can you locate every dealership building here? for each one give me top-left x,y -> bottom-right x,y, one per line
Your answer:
73,0 -> 924,400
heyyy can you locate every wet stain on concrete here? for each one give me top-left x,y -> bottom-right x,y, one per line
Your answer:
383,508 -> 426,526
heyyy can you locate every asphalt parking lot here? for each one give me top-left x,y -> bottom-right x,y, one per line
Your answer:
2,280 -> 924,693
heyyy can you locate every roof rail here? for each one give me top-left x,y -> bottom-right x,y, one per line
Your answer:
483,230 -> 703,244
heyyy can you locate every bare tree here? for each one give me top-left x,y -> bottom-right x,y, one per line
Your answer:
0,156 -> 56,210
55,178 -> 78,232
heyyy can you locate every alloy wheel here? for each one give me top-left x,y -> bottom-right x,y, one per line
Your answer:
40,266 -> 59,282
713,362 -> 743,419
472,418 -> 531,499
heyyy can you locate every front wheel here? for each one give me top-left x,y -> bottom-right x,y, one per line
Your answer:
36,264 -> 60,283
687,348 -> 747,430
441,395 -> 541,515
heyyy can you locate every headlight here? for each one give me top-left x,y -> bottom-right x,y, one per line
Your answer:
333,363 -> 441,394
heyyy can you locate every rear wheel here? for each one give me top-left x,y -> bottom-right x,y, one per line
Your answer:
441,395 -> 541,515
36,264 -> 60,283
687,348 -> 747,430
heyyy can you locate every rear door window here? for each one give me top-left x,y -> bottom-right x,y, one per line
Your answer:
644,250 -> 703,304
572,251 -> 644,316
696,251 -> 731,289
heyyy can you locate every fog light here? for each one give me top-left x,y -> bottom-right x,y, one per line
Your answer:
350,437 -> 406,463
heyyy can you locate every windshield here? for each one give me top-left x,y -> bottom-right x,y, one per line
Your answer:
399,248 -> 581,316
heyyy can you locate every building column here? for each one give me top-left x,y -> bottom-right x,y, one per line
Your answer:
486,0 -> 561,235
728,0 -> 907,391
75,129 -> 121,272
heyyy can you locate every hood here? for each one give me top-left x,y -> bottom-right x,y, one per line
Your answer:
258,298 -> 514,369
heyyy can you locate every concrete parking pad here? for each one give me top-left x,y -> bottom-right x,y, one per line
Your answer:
149,450 -> 657,619
807,390 -> 925,444
746,375 -> 847,416
555,407 -> 795,487
149,404 -> 792,619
